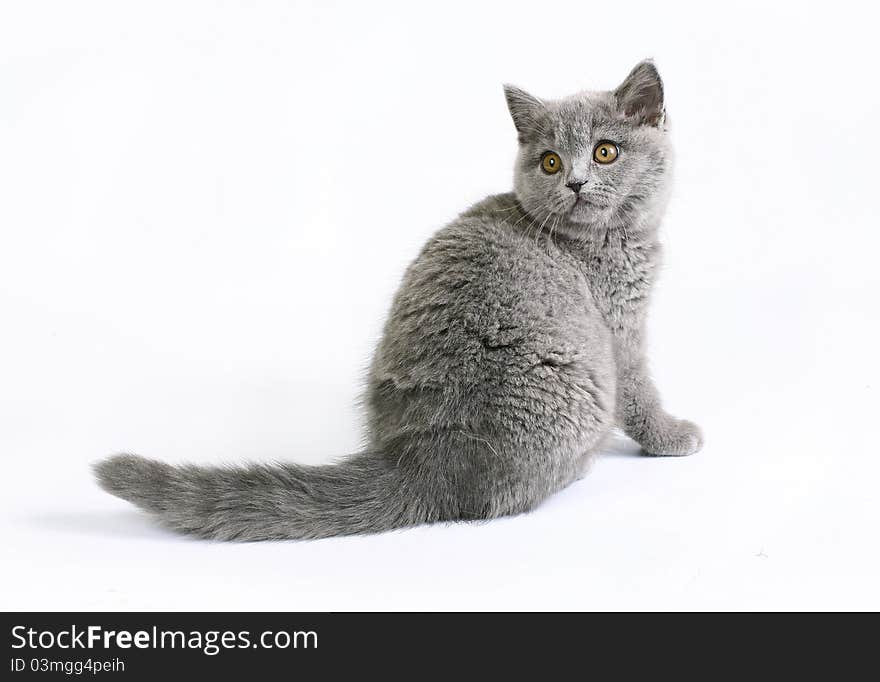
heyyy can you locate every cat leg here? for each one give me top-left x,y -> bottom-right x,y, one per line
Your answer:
616,356 -> 703,457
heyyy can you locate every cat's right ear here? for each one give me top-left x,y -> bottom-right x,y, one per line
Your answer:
503,85 -> 546,143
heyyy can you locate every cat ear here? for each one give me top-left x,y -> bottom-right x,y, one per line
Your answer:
503,85 -> 547,142
613,60 -> 665,126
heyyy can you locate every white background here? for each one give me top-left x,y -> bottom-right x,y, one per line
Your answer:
1,0 -> 878,611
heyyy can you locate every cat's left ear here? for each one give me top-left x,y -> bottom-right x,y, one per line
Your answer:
503,85 -> 547,142
614,60 -> 665,127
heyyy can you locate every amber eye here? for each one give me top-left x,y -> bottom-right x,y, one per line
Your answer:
593,141 -> 619,164
540,151 -> 562,174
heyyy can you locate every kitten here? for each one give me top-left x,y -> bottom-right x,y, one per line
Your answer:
95,60 -> 702,540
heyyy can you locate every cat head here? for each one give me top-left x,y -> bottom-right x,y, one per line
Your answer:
504,60 -> 672,238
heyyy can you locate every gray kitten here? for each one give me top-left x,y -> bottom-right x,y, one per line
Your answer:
95,60 -> 702,541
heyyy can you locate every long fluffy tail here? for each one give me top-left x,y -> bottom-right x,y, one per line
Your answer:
93,452 -> 431,541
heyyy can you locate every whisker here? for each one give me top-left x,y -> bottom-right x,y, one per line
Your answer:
549,214 -> 559,248
535,209 -> 553,243
528,201 -> 554,243
511,212 -> 531,231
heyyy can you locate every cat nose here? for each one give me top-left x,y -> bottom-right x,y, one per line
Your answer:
566,180 -> 585,194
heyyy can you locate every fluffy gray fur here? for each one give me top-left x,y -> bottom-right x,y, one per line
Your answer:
95,60 -> 702,541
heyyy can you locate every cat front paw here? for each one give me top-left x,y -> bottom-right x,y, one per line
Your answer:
639,418 -> 703,457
